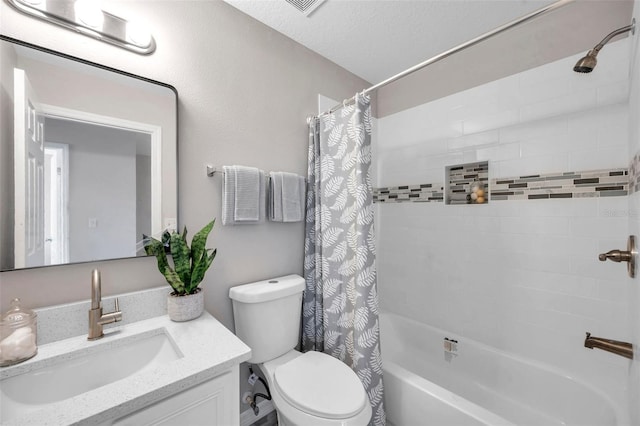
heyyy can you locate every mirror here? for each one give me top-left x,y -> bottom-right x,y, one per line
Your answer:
0,36 -> 178,271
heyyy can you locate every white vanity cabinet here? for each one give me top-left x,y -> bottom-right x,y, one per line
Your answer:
0,301 -> 251,426
110,366 -> 239,426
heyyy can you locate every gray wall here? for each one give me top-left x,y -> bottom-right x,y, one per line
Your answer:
0,1 -> 369,331
46,122 -> 138,263
45,119 -> 147,262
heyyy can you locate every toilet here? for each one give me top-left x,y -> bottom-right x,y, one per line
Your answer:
229,275 -> 372,426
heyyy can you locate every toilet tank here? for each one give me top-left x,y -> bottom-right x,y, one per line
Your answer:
229,275 -> 305,363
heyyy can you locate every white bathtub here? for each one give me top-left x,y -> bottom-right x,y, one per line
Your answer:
380,312 -> 621,426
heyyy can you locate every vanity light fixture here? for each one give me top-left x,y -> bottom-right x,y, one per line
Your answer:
5,0 -> 156,54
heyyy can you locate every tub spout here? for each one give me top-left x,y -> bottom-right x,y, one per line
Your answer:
584,332 -> 633,360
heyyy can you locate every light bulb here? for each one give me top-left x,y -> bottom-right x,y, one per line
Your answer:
126,22 -> 152,48
74,0 -> 103,30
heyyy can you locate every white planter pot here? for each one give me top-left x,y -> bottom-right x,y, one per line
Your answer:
167,288 -> 204,322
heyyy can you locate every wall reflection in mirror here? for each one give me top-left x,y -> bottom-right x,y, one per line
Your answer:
0,38 -> 178,271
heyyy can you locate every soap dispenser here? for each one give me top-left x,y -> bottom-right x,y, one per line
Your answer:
0,298 -> 37,366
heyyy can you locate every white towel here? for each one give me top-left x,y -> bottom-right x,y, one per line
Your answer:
222,165 -> 236,226
234,166 -> 260,221
222,166 -> 267,226
257,171 -> 268,222
269,172 -> 282,222
269,172 -> 306,222
282,172 -> 302,222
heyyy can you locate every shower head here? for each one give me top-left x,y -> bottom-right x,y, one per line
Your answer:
573,18 -> 636,73
573,49 -> 599,73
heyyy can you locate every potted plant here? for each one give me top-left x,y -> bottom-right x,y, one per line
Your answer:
144,219 -> 217,321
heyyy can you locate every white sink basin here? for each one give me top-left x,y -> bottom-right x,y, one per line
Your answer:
0,328 -> 181,422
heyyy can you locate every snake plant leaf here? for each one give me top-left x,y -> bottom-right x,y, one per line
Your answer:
170,231 -> 191,287
161,263 -> 185,294
159,231 -> 170,254
143,235 -> 158,256
190,248 -> 217,291
191,219 -> 215,272
145,238 -> 184,294
144,237 -> 169,271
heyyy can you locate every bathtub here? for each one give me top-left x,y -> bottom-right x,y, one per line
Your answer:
379,312 -> 622,426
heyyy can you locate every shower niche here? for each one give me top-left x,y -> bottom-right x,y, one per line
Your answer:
445,161 -> 489,205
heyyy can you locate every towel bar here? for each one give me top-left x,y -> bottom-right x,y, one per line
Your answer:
206,165 -> 219,177
207,165 -> 306,182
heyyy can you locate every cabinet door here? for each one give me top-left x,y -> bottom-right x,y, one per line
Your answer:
112,366 -> 239,426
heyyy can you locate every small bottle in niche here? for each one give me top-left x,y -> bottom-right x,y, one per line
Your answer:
0,298 -> 37,367
469,181 -> 486,204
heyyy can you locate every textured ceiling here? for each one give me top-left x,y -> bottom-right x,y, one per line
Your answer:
223,0 -> 567,84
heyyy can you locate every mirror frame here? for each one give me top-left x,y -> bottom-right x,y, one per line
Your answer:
0,34 -> 179,271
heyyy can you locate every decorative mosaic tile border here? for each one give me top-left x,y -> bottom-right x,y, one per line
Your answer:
374,166 -> 630,203
374,183 -> 444,203
630,151 -> 640,194
490,168 -> 628,200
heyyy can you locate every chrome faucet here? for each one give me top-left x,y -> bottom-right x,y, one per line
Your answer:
584,332 -> 633,360
88,269 -> 122,340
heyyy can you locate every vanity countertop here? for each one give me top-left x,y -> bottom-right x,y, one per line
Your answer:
0,312 -> 251,425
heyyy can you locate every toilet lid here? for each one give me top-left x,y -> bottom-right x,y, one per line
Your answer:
274,351 -> 367,419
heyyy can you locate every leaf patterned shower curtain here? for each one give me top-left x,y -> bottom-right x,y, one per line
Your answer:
302,93 -> 385,426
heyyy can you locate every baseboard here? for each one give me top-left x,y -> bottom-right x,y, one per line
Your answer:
240,399 -> 275,426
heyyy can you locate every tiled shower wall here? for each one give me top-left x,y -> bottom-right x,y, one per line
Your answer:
375,37 -> 634,411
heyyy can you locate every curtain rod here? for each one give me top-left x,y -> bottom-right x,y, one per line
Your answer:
309,0 -> 574,122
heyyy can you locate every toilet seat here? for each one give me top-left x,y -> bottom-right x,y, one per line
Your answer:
273,351 -> 368,419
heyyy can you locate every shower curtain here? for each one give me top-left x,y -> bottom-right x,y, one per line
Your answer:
302,93 -> 385,426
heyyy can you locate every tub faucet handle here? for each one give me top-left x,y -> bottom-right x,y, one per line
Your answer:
598,249 -> 630,263
597,236 -> 637,278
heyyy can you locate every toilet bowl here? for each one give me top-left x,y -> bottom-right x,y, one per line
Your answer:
258,350 -> 371,425
229,275 -> 372,426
